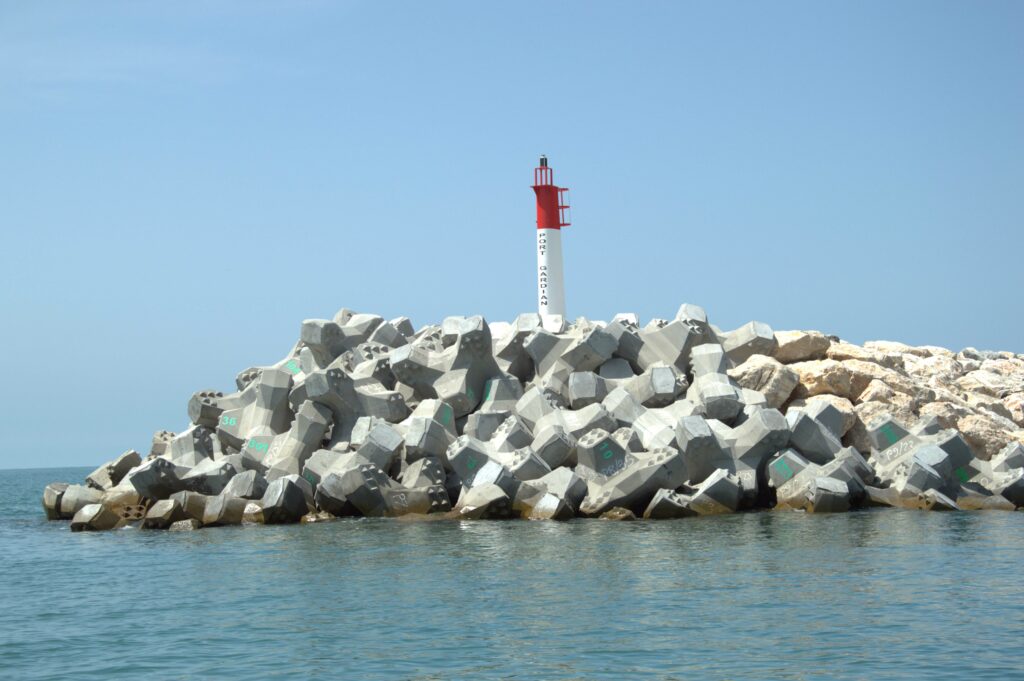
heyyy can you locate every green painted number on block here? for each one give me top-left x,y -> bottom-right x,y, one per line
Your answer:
954,466 -> 970,483
598,442 -> 614,460
880,423 -> 899,446
247,441 -> 269,454
304,471 -> 316,484
774,459 -> 795,481
466,456 -> 477,470
285,360 -> 301,375
467,387 -> 475,401
220,415 -> 238,427
440,405 -> 452,425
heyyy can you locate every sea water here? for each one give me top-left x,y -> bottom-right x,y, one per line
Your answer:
2,467 -> 1022,681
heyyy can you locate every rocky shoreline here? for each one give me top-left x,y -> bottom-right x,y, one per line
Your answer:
43,305 -> 1024,530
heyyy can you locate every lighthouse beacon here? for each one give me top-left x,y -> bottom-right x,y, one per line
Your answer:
532,155 -> 571,325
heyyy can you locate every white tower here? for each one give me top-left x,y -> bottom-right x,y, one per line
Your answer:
531,155 -> 570,322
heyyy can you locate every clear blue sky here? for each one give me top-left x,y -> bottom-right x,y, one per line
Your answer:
1,1 -> 1021,469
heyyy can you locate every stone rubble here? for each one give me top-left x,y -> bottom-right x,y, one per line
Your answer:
42,305 -> 1024,531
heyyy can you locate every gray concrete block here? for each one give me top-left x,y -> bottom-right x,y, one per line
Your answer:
142,499 -> 188,529
631,408 -> 679,450
602,387 -> 646,428
534,466 -> 588,510
576,428 -> 631,478
464,411 -> 508,442
493,314 -> 541,382
354,420 -> 404,473
625,365 -> 686,408
676,415 -> 733,485
766,449 -> 812,489
598,357 -> 635,381
642,489 -> 693,519
150,430 -> 175,458
579,448 -> 686,516
86,450 -> 142,491
530,424 -> 574,469
42,482 -> 69,520
399,457 -> 446,489
786,409 -> 843,464
181,457 -> 239,495
478,375 -> 524,413
170,491 -> 213,522
261,401 -> 332,475
568,371 -> 610,409
127,458 -> 190,500
722,321 -> 777,364
611,426 -> 644,453
221,469 -> 268,500
802,400 -> 847,440
488,414 -> 533,454
515,386 -> 559,431
58,484 -> 103,519
868,415 -> 912,451
202,495 -> 247,526
260,478 -> 309,524
684,468 -> 742,514
992,442 -> 1024,472
389,315 -> 501,417
637,320 -> 703,373
70,503 -> 122,531
505,448 -> 551,481
457,483 -> 513,519
165,425 -> 218,468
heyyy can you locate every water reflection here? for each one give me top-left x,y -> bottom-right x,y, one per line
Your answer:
3,469 -> 1024,680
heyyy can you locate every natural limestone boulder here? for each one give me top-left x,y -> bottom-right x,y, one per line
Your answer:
772,330 -> 831,364
956,413 -> 1023,460
727,354 -> 798,409
863,340 -> 931,358
844,359 -> 921,401
965,393 -> 1016,422
827,342 -> 905,371
789,359 -> 853,400
917,401 -> 971,432
956,370 -> 1018,399
1004,393 -> 1024,427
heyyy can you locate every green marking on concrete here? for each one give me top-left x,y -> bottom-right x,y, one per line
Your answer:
285,360 -> 301,375
954,466 -> 970,483
440,405 -> 452,425
467,387 -> 475,401
220,415 -> 238,427
599,442 -> 614,459
880,423 -> 899,446
304,471 -> 316,484
482,382 -> 491,403
467,456 -> 477,470
247,441 -> 269,454
774,459 -> 795,481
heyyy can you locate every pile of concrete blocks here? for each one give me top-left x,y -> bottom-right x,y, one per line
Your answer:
41,304 -> 1024,531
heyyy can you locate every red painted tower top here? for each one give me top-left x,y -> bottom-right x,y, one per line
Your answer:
531,155 -> 570,230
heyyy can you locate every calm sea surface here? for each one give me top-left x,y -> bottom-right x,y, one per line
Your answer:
2,467 -> 1023,681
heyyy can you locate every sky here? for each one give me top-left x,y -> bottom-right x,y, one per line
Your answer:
1,1 -> 1021,469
